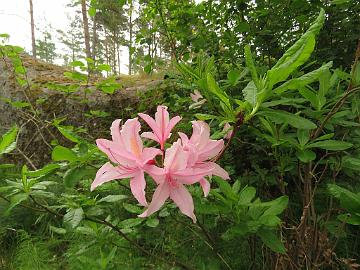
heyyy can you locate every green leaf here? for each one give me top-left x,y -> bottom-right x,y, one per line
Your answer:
258,229 -> 286,254
274,62 -> 333,94
63,208 -> 84,229
146,218 -> 159,228
26,164 -> 60,178
258,110 -> 317,129
0,126 -> 19,155
263,196 -> 289,216
242,81 -> 257,106
206,73 -> 231,110
342,157 -> 360,171
88,6 -> 96,17
271,9 -> 325,70
244,45 -> 260,89
55,126 -> 82,143
227,69 -> 246,86
298,88 -> 318,109
214,177 -> 237,201
296,149 -> 316,163
4,193 -> 29,215
64,166 -> 94,188
97,64 -> 111,72
98,195 -> 128,203
238,186 -> 256,204
49,225 -> 67,234
123,203 -> 142,214
306,140 -> 353,151
267,34 -> 316,89
52,146 -> 78,162
119,218 -> 142,229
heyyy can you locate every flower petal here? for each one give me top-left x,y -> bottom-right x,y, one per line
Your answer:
198,140 -> 224,161
142,147 -> 162,164
138,182 -> 170,218
91,162 -> 135,191
141,132 -> 159,143
164,140 -> 188,171
210,162 -> 230,180
143,165 -> 165,185
199,178 -> 210,197
130,172 -> 147,206
121,118 -> 143,158
110,119 -> 123,144
170,184 -> 196,223
166,115 -> 181,139
96,139 -> 136,166
138,113 -> 161,140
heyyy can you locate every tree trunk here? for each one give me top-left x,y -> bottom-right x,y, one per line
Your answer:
29,0 -> 36,58
128,0 -> 133,75
81,0 -> 92,60
117,42 -> 121,76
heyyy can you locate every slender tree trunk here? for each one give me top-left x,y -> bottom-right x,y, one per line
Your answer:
81,0 -> 91,60
29,0 -> 36,58
128,0 -> 133,75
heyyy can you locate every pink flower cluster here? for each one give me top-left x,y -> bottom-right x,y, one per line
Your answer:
91,105 -> 229,222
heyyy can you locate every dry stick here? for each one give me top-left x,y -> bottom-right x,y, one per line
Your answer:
17,149 -> 37,170
26,195 -> 194,270
0,194 -> 47,213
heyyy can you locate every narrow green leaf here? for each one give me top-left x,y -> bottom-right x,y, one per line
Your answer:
306,140 -> 353,151
244,45 -> 259,89
0,126 -> 19,155
258,110 -> 317,129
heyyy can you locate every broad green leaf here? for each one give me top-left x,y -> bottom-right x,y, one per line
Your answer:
64,166 -> 94,188
296,149 -> 316,163
123,203 -> 142,214
258,110 -> 317,129
56,126 -> 82,143
242,81 -> 257,106
263,196 -> 288,216
88,6 -> 96,17
258,229 -> 286,254
98,195 -> 128,203
267,34 -> 316,88
238,186 -> 256,204
338,213 -> 360,225
306,140 -> 352,151
63,208 -> 84,229
52,146 -> 78,162
119,218 -> 142,229
272,9 -> 325,69
214,177 -> 237,201
298,87 -> 318,109
274,62 -> 333,94
0,126 -> 18,155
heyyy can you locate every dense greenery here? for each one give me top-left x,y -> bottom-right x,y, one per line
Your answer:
1,0 -> 360,269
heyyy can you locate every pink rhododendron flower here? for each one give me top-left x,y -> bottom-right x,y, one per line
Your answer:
190,90 -> 203,102
139,140 -> 214,222
91,118 -> 161,206
179,121 -> 230,196
223,122 -> 233,140
91,106 -> 230,223
138,105 -> 181,150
